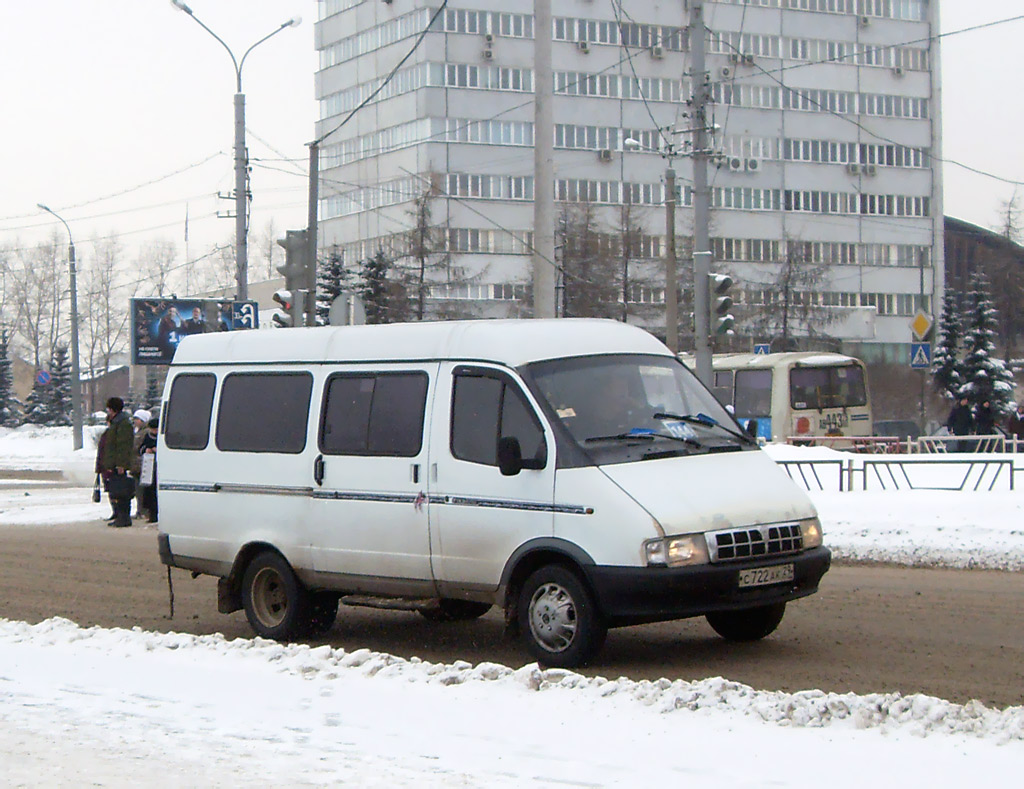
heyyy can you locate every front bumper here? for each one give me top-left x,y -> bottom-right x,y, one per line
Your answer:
584,546 -> 831,627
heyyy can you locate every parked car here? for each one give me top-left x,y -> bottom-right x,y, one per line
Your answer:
873,419 -> 922,440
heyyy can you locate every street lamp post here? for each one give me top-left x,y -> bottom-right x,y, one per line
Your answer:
625,137 -> 679,352
36,204 -> 84,451
170,1 -> 300,301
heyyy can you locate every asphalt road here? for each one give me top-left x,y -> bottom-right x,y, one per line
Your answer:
0,519 -> 1021,708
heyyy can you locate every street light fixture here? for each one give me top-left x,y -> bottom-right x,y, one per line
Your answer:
170,1 -> 301,301
36,204 -> 84,452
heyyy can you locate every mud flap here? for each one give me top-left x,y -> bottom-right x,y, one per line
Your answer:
217,576 -> 241,614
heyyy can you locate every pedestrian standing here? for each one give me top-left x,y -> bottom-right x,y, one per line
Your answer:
974,400 -> 995,435
99,397 -> 135,528
945,395 -> 974,453
139,417 -> 159,524
130,408 -> 151,519
94,411 -> 115,523
1007,403 -> 1024,449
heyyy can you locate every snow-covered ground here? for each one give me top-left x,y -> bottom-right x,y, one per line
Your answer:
0,425 -> 1021,786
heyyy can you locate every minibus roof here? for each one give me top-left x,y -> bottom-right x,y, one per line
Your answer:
170,318 -> 672,368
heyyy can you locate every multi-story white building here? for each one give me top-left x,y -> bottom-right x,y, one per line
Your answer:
314,0 -> 941,361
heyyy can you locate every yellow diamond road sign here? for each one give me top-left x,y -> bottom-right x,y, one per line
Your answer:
911,310 -> 932,341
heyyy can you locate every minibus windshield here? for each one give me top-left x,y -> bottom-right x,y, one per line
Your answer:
527,354 -> 746,462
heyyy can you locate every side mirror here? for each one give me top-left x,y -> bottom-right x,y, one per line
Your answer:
744,419 -> 758,438
497,436 -> 523,477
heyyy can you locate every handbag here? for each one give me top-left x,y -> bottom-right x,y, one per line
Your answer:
140,453 -> 155,486
92,474 -> 101,503
106,472 -> 136,499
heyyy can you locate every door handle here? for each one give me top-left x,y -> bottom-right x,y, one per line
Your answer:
313,454 -> 325,487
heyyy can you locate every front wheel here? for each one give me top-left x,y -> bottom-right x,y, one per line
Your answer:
706,602 -> 786,641
241,551 -> 310,641
518,565 -> 606,669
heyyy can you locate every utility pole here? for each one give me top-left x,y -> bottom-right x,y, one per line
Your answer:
306,141 -> 320,328
664,167 -> 678,351
533,0 -> 556,318
689,2 -> 714,387
36,204 -> 83,451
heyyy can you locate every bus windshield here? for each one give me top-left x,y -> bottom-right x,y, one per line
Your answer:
790,364 -> 867,410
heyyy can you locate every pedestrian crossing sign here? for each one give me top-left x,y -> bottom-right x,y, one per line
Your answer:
910,342 -> 931,369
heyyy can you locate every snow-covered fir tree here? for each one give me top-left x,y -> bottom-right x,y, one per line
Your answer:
146,368 -> 162,409
23,380 -> 55,425
0,329 -> 21,427
930,293 -> 966,399
360,251 -> 409,324
316,246 -> 352,326
962,271 -> 1015,416
48,346 -> 73,427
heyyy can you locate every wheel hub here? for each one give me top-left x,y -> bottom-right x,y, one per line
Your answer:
528,582 -> 577,653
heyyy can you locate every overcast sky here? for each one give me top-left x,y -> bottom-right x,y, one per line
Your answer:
0,1 -> 1020,282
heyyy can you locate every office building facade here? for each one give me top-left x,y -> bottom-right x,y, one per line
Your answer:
314,0 -> 941,360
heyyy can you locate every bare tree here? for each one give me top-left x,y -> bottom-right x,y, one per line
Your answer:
7,235 -> 67,368
744,239 -> 840,351
558,201 -> 620,319
255,218 -> 282,282
81,235 -> 136,402
135,238 -> 179,297
996,189 -> 1022,243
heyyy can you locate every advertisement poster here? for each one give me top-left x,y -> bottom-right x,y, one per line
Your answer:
131,298 -> 258,365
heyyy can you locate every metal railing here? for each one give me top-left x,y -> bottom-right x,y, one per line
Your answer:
776,456 -> 1018,492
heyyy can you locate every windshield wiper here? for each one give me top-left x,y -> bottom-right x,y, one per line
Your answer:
653,412 -> 757,446
584,429 -> 702,449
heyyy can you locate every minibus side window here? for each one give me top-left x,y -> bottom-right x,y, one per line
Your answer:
319,373 -> 428,457
451,373 -> 546,467
216,372 -> 313,453
165,373 -> 216,450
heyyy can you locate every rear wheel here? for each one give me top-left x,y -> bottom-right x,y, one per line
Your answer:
241,551 -> 310,641
419,599 -> 492,622
706,602 -> 786,641
518,565 -> 606,669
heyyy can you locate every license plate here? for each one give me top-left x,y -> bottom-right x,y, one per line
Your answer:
738,564 -> 794,588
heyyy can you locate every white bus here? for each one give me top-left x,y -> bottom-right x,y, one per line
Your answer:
689,352 -> 872,444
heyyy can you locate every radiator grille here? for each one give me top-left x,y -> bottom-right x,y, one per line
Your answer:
709,523 -> 804,563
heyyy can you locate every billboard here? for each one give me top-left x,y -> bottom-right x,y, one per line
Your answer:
131,298 -> 259,365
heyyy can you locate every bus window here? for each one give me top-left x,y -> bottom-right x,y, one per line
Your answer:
791,365 -> 866,410
734,369 -> 772,418
712,370 -> 734,407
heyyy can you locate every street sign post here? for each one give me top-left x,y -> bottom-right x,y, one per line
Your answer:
910,342 -> 931,369
910,311 -> 933,342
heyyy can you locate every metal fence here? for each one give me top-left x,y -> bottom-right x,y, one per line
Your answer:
776,456 -> 1019,492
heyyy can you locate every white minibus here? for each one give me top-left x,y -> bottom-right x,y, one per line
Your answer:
698,352 -> 872,444
157,319 -> 830,667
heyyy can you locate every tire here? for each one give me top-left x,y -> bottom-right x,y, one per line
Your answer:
305,592 -> 340,637
241,551 -> 310,641
419,599 -> 492,623
518,565 -> 606,669
706,602 -> 786,641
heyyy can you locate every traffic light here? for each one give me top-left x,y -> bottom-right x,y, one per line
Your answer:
275,230 -> 309,328
708,272 -> 735,335
272,289 -> 295,328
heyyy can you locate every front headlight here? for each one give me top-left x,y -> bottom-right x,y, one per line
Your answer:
644,534 -> 710,567
800,517 -> 823,548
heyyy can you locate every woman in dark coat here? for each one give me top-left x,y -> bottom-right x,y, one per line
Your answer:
99,397 -> 135,527
945,396 -> 974,452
